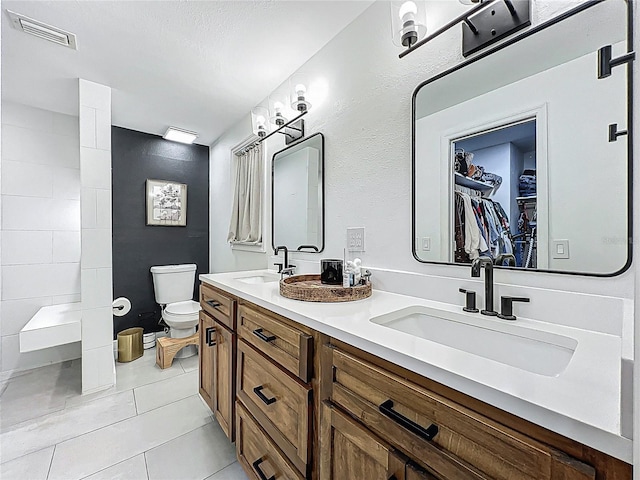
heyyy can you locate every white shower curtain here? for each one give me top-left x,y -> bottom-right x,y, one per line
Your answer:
227,143 -> 263,244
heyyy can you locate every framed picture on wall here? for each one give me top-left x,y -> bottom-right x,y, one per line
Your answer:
146,179 -> 187,226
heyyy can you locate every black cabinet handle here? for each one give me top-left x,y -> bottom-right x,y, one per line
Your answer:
205,300 -> 220,309
253,385 -> 277,405
253,328 -> 276,343
205,327 -> 216,347
252,458 -> 275,480
379,399 -> 439,441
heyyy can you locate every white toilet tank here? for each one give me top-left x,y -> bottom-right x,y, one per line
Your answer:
150,264 -> 197,305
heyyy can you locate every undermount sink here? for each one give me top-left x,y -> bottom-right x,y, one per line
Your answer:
370,306 -> 577,377
235,273 -> 280,284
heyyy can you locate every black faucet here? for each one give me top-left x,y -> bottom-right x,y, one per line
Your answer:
494,253 -> 516,267
274,246 -> 292,273
471,256 -> 497,316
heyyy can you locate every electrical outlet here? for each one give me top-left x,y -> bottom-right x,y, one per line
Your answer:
422,237 -> 431,251
347,227 -> 365,252
552,239 -> 570,259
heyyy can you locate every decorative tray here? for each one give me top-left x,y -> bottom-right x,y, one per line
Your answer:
279,274 -> 372,303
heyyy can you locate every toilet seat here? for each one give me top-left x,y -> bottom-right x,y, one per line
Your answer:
163,300 -> 201,327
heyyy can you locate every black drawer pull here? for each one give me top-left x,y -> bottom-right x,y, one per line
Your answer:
253,328 -> 276,343
205,300 -> 221,309
252,458 -> 275,480
205,327 -> 216,347
253,385 -> 277,405
379,399 -> 439,441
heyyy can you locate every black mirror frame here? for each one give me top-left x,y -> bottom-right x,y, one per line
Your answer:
271,132 -> 325,254
411,0 -> 633,278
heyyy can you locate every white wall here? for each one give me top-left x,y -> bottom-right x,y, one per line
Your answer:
209,0 -> 634,303
0,102 -> 82,373
79,80 -> 115,394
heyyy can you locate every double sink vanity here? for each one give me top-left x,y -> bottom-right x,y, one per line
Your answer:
196,269 -> 631,480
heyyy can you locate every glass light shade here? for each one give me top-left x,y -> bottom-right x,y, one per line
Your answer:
459,0 -> 482,4
390,0 -> 427,48
251,106 -> 270,138
289,74 -> 312,112
269,94 -> 290,126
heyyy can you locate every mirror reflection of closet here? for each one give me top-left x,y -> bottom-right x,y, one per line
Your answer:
412,0 -> 631,276
452,119 -> 538,269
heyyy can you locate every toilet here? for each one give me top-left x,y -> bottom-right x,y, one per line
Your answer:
150,264 -> 201,359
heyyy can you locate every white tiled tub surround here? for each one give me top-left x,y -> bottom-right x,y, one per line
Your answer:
1,101 -> 81,373
201,268 -> 632,464
79,79 -> 115,394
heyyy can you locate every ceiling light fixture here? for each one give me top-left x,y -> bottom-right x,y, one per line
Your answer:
163,127 -> 198,144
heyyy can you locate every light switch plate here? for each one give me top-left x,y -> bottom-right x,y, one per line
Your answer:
347,227 -> 365,252
552,239 -> 570,259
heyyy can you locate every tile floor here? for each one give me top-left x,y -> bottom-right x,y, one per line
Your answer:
0,349 -> 250,480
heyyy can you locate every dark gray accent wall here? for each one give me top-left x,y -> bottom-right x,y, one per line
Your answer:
111,127 -> 209,336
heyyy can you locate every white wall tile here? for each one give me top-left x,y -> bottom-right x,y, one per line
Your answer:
0,297 -> 53,336
53,199 -> 81,231
80,148 -> 111,189
53,112 -> 79,138
81,229 -> 112,269
81,307 -> 113,350
1,161 -> 53,197
96,189 -> 112,229
81,188 -> 97,229
79,106 -> 97,149
1,196 -> 54,230
2,101 -> 54,132
79,80 -> 112,111
53,231 -> 81,263
1,334 -> 81,373
2,263 -> 80,300
81,344 -> 114,393
81,268 -> 112,310
1,231 -> 53,265
95,109 -> 111,151
53,294 -> 81,304
53,167 -> 81,200
2,125 -> 79,168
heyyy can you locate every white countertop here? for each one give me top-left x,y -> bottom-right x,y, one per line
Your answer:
200,270 -> 632,463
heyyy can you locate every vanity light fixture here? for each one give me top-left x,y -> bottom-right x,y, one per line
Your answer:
290,74 -> 312,112
396,0 -> 530,59
270,101 -> 288,126
391,1 -> 427,48
251,106 -> 270,138
163,127 -> 198,144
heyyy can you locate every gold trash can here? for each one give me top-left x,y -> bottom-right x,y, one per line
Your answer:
117,327 -> 143,362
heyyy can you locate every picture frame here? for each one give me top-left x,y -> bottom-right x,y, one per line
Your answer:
146,179 -> 187,226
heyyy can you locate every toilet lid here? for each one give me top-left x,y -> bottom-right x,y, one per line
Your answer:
165,300 -> 201,316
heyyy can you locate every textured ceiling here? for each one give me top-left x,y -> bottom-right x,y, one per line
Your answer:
1,1 -> 373,145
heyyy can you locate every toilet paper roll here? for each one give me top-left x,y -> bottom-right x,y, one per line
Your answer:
112,297 -> 131,317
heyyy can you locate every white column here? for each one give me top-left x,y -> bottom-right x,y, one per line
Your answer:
79,79 -> 115,394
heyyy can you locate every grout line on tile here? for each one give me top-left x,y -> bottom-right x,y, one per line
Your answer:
0,445 -> 54,467
132,389 -> 140,415
205,458 -> 237,479
76,454 -> 143,480
143,420 -> 216,459
143,452 -> 150,480
46,445 -> 56,480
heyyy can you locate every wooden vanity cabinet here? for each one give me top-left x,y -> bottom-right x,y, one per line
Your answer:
199,284 -> 237,441
236,302 -> 316,479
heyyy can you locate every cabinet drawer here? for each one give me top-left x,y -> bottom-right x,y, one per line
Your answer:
238,339 -> 311,475
238,304 -> 313,383
330,347 -> 595,480
236,401 -> 305,480
200,283 -> 235,329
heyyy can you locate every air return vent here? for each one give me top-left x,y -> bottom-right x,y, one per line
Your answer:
6,10 -> 77,50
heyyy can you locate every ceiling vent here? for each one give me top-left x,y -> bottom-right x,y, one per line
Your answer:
6,10 -> 77,50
